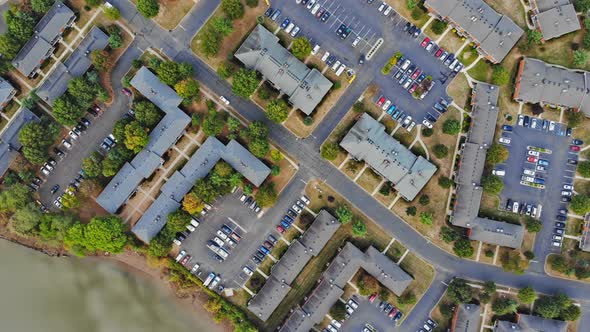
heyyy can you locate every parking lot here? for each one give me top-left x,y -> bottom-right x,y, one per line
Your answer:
271,0 -> 452,126
497,115 -> 578,256
339,296 -> 399,332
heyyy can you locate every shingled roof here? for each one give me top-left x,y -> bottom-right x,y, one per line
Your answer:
0,77 -> 16,110
494,314 -> 567,332
451,304 -> 481,332
468,217 -> 524,249
235,25 -> 332,115
0,108 -> 40,177
531,0 -> 580,41
340,113 -> 437,201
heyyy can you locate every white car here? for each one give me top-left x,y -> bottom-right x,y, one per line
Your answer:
378,2 -> 385,12
527,150 -> 540,157
292,204 -> 302,213
191,263 -> 200,274
512,202 -> 520,213
219,96 -> 230,105
549,121 -> 556,131
345,305 -> 354,314
306,0 -> 315,10
331,320 -> 342,329
498,137 -> 511,144
383,6 -> 392,15
285,22 -> 295,34
216,230 -> 228,241
311,3 -> 321,15
41,167 -> 51,176
175,250 -> 187,262
68,130 -> 79,140
332,60 -> 341,71
518,115 -> 524,126
300,195 -> 311,205
186,224 -> 196,232
348,299 -> 359,309
240,194 -> 247,202
62,139 -> 72,149
523,169 -> 536,176
321,51 -> 330,62
213,237 -> 225,247
243,266 -> 253,276
382,100 -> 391,111
561,190 -> 572,197
407,121 -> 416,132
563,184 -> 573,190
311,44 -> 320,55
327,325 -> 337,332
492,169 -> 506,176
521,175 -> 535,182
422,119 -> 433,129
402,116 -> 412,127
352,36 -> 362,48
190,218 -> 200,228
290,26 -> 300,37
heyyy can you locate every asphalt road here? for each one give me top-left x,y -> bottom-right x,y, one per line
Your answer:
38,0 -> 590,329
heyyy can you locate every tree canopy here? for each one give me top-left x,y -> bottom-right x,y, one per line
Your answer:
124,121 -> 150,153
174,78 -> 200,100
291,37 -> 312,60
517,286 -> 537,304
9,203 -> 42,235
491,65 -> 510,85
266,99 -> 289,123
433,144 -> 449,158
321,143 -> 340,160
232,68 -> 260,98
31,0 -> 55,13
82,152 -> 104,178
352,219 -> 367,237
221,0 -> 244,20
447,278 -> 473,303
65,216 -> 127,254
335,205 -> 353,224
255,182 -> 277,207
18,119 -> 59,165
442,119 -> 461,135
202,110 -> 226,137
570,194 -> 590,215
486,143 -> 509,164
481,175 -> 504,195
136,0 -> 159,18
453,238 -> 474,258
211,17 -> 234,36
134,100 -> 162,128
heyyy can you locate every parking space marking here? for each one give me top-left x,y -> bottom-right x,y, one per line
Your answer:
227,217 -> 247,233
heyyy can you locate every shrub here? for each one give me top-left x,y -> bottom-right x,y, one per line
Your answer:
419,194 -> 430,206
438,176 -> 453,188
442,119 -> 461,135
433,144 -> 449,158
136,0 -> 159,18
422,127 -> 433,137
352,219 -> 367,237
486,143 -> 509,164
431,20 -> 448,35
440,226 -> 459,243
321,143 -> 340,160
291,37 -> 312,60
420,212 -> 433,225
571,194 -> 590,215
406,206 -> 417,216
453,239 -> 474,258
491,65 -> 510,85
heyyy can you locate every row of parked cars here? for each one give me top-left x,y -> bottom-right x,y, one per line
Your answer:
517,114 -> 573,136
422,98 -> 450,129
417,318 -> 437,332
173,217 -> 202,246
240,194 -> 262,213
206,223 -> 243,263
175,249 -> 204,277
375,95 -> 415,132
552,208 -> 569,248
250,234 -> 279,265
276,195 -> 310,233
505,200 -> 542,219
420,37 -> 463,73
392,54 -> 434,99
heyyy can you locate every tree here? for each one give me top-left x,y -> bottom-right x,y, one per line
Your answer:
438,176 -> 453,188
200,25 -> 222,57
358,273 -> 379,295
101,146 -> 133,177
9,203 -> 42,235
39,214 -> 76,241
442,119 -> 461,135
91,49 -> 111,72
221,0 -> 244,20
31,0 -> 54,13
68,76 -> 100,108
406,206 -> 417,216
61,192 -> 80,210
108,30 -> 123,49
255,183 -> 277,207
321,143 -> 340,160
574,50 -> 588,66
431,19 -> 448,34
481,175 -> 504,194
422,127 -> 433,137
4,9 -> 36,43
492,298 -> 518,315
330,302 -> 347,321
335,205 -> 353,224
134,101 -> 162,127
398,292 -> 417,307
419,194 -> 430,206
518,286 -> 537,304
174,78 -> 200,100
217,62 -> 234,79
291,37 -> 312,60
433,144 -> 449,158
156,61 -> 183,86
136,0 -> 159,18
18,121 -> 58,164
501,250 -> 527,274
248,138 -> 270,158
535,296 -> 564,319
266,99 -> 289,123
578,161 -> 590,177
420,212 -> 433,225
82,152 -> 103,178
270,150 -> 283,162
453,238 -> 474,258
0,34 -> 20,59
561,304 -> 581,321
0,184 -> 31,212
167,210 -> 192,233
440,226 -> 460,243
53,95 -> 85,126
65,216 -> 127,254
492,65 -> 510,85
124,121 -> 150,153
575,0 -> 590,11
525,218 -> 542,233
202,110 -> 225,137
570,194 -> 590,215
147,229 -> 173,257
352,219 -> 367,237
103,5 -> 121,20
483,281 -> 496,294
271,165 -> 281,176
211,16 -> 234,36
113,117 -> 132,143
487,143 -> 509,164
406,0 -> 417,9
526,29 -> 543,46
232,68 -> 259,98
447,278 -> 473,303
246,0 -> 258,7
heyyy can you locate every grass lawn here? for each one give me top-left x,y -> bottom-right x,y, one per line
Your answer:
342,159 -> 365,179
545,238 -> 590,282
69,0 -> 98,29
565,217 -> 583,236
356,168 -> 382,193
386,240 -> 407,263
153,0 -> 195,30
439,30 -> 467,54
385,1 -> 429,27
467,59 -> 493,82
447,73 -> 471,110
392,128 -> 416,146
458,46 -> 480,67
258,256 -> 275,276
479,243 -> 497,265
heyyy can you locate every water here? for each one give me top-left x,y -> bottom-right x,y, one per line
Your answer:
0,239 -> 222,332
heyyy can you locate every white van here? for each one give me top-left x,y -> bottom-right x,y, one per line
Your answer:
335,64 -> 346,76
332,60 -> 341,71
383,6 -> 392,16
285,22 -> 295,34
402,78 -> 412,89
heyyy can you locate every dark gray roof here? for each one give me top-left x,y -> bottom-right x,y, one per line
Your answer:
298,210 -> 340,254
495,314 -> 567,332
0,107 -> 40,177
270,240 -> 313,285
451,184 -> 483,227
247,276 -> 291,321
533,0 -> 580,40
424,0 -> 523,63
235,25 -> 332,115
514,57 -> 590,116
0,77 -> 16,109
470,83 -> 500,146
130,67 -> 184,112
278,308 -> 308,332
456,142 -> 487,186
340,113 -> 437,201
37,26 -> 109,104
301,278 -> 344,324
223,140 -> 272,187
580,216 -> 590,252
145,112 -> 191,156
452,304 -> 481,332
95,163 -> 146,214
468,217 -> 524,248
131,195 -> 180,243
12,2 -> 75,77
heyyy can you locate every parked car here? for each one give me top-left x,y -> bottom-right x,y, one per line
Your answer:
122,88 -> 132,97
220,96 -> 230,105
502,125 -> 513,132
570,145 -> 581,152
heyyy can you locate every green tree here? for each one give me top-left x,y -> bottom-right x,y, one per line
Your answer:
0,184 -> 31,212
492,65 -> 510,85
200,25 -> 222,57
39,214 -> 76,241
406,206 -> 417,216
420,212 -> 433,225
575,0 -> 590,12
147,229 -> 173,257
0,34 -> 20,59
535,296 -> 564,319
431,19 -> 448,34
108,30 -> 123,49
227,116 -> 241,133
266,99 -> 289,123
481,175 -> 504,194
136,0 -> 159,18
68,76 -> 100,108
248,138 -> 270,158
525,218 -> 542,233
255,182 -> 277,207
270,165 -> 281,176
124,121 -> 150,153
232,68 -> 260,98
438,176 -> 453,188
574,50 -> 588,66
156,61 -> 183,86
53,95 -> 85,126
321,143 -> 340,160
18,121 -> 58,164
440,226 -> 460,243
433,144 -> 449,158
91,49 -> 111,72
134,101 -> 162,127
487,143 -> 509,164
82,152 -> 104,178
526,28 -> 543,45
31,0 -> 54,13
211,16 -> 234,36
167,210 -> 192,233
61,192 -> 80,210
101,146 -> 133,177
113,117 -> 132,142
406,0 -> 417,9
442,119 -> 461,135
103,5 -> 121,20
492,298 -> 518,315
566,110 -> 583,128
419,194 -> 430,206
352,219 -> 367,237
335,205 -> 353,224
330,302 -> 347,321
65,216 -> 127,253
483,281 -> 496,294
453,238 -> 474,258
174,78 -> 200,100
291,37 -> 312,60
447,278 -> 473,303
422,127 -> 433,137
9,203 -> 42,235
246,0 -> 258,7
517,286 -> 537,304
501,250 -> 527,274
570,194 -> 590,215
398,292 -> 417,307
202,110 -> 225,137
217,62 -> 234,79
561,305 -> 581,321
4,9 -> 36,43
221,0 -> 244,20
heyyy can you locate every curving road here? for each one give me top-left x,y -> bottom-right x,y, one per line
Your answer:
96,0 -> 590,328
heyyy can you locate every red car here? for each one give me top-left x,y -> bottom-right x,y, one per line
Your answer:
376,96 -> 385,107
411,68 -> 422,80
421,37 -> 430,47
527,156 -> 538,163
368,293 -> 377,303
276,225 -> 285,233
388,307 -> 398,317
122,88 -> 132,97
435,48 -> 444,57
408,83 -> 418,94
570,145 -> 581,152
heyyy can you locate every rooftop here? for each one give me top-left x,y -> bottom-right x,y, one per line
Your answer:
131,194 -> 180,243
340,113 -> 437,201
0,77 -> 16,107
0,108 -> 40,177
495,314 -> 567,332
235,25 -> 332,115
532,0 -> 580,40
470,83 -> 500,146
452,303 -> 481,332
247,277 -> 292,322
468,217 -> 524,248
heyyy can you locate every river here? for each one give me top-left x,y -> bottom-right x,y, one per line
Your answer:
0,239 -> 223,332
